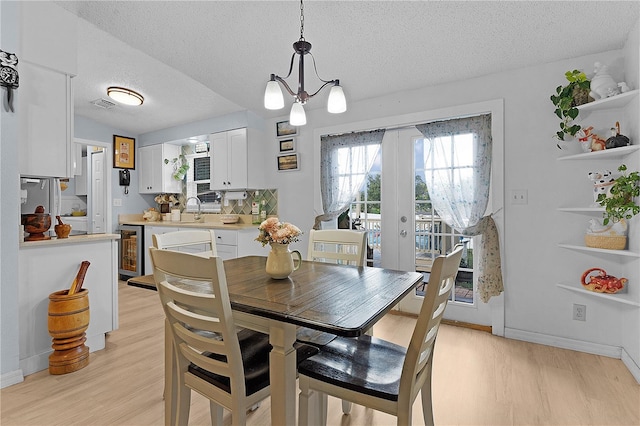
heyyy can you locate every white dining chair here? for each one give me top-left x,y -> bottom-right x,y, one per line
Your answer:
307,229 -> 368,267
150,248 -> 317,426
297,244 -> 464,426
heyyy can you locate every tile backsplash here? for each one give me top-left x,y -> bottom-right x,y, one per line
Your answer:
221,189 -> 277,216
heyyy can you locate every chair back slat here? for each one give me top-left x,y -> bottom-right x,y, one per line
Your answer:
307,229 -> 367,266
400,244 -> 463,400
153,229 -> 218,256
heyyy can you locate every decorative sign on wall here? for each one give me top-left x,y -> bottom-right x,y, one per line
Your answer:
0,49 -> 19,112
113,135 -> 136,169
277,153 -> 299,171
279,137 -> 296,153
276,120 -> 297,137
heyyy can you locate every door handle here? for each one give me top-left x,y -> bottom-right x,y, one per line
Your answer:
400,230 -> 407,237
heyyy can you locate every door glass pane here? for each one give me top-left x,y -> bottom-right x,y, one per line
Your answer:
415,138 -> 474,304
339,150 -> 382,267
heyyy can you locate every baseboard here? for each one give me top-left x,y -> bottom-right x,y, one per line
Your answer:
1,369 -> 24,389
504,327 -> 622,358
442,319 -> 492,334
621,348 -> 640,384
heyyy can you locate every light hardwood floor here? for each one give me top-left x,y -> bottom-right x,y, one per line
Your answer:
2,281 -> 639,426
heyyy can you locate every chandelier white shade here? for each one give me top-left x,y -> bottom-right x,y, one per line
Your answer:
327,83 -> 347,114
289,101 -> 307,126
107,86 -> 144,106
264,0 -> 346,126
264,77 -> 285,110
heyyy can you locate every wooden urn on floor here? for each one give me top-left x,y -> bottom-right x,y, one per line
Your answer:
47,289 -> 90,374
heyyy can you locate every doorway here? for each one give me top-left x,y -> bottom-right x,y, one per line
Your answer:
74,138 -> 112,234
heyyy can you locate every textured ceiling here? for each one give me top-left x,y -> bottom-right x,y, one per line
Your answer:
55,1 -> 640,137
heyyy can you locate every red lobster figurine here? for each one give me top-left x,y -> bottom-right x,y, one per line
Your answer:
581,268 -> 627,294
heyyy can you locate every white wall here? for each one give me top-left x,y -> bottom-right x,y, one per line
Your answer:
263,42 -> 639,375
0,1 -> 23,387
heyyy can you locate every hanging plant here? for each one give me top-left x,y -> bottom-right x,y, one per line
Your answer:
597,164 -> 640,225
550,70 -> 591,146
164,154 -> 189,181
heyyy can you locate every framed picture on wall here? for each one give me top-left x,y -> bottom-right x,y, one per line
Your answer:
279,137 -> 295,153
113,135 -> 135,169
276,120 -> 297,137
277,153 -> 299,171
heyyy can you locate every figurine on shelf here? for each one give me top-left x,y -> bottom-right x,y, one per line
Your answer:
577,126 -> 594,152
588,170 -> 614,204
605,122 -> 630,149
589,62 -> 619,100
590,133 -> 607,151
618,82 -> 631,93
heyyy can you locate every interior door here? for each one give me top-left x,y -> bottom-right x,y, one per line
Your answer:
91,150 -> 106,233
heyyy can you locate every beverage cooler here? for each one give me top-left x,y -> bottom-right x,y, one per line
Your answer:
119,225 -> 144,279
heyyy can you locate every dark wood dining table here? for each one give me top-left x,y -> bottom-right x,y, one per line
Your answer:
166,255 -> 423,425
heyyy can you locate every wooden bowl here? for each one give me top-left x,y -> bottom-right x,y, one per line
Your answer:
22,213 -> 52,241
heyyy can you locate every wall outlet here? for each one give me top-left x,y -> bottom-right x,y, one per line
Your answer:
113,198 -> 122,207
511,189 -> 528,205
573,303 -> 586,321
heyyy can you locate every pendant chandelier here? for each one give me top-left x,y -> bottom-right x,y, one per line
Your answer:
264,0 -> 346,126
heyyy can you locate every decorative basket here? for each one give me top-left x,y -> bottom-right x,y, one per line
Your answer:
584,234 -> 627,250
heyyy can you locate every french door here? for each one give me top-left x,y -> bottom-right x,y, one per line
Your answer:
349,128 -> 491,325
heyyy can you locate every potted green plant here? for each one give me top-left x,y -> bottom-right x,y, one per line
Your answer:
597,164 -> 640,225
164,154 -> 189,181
550,70 -> 591,145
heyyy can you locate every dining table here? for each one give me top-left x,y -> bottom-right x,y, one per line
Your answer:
164,255 -> 423,425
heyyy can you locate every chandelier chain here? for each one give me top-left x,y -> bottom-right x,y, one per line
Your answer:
299,0 -> 305,41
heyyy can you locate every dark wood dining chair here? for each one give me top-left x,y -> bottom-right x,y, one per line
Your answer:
150,248 -> 317,425
297,244 -> 464,426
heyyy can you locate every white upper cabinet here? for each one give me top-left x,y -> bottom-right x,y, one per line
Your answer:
18,2 -> 77,178
18,62 -> 74,178
138,144 -> 183,194
209,128 -> 264,191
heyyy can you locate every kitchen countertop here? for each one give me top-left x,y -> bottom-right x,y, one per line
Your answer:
19,233 -> 120,248
119,213 -> 260,231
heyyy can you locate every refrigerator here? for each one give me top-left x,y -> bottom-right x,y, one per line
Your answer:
20,176 -> 62,238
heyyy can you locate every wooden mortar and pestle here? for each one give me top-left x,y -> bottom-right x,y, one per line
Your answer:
55,216 -> 72,239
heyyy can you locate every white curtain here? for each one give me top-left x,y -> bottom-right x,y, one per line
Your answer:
314,129 -> 384,230
416,114 -> 503,302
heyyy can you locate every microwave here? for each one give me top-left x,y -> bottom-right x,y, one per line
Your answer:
192,154 -> 210,183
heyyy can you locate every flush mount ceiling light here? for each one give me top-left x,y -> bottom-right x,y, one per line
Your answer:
106,86 -> 144,106
264,0 -> 346,126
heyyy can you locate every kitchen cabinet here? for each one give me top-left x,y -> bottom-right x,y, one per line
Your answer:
555,90 -> 639,307
18,2 -> 76,179
209,128 -> 264,190
138,144 -> 183,194
18,62 -> 74,178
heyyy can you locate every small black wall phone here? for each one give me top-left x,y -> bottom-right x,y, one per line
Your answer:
119,169 -> 130,194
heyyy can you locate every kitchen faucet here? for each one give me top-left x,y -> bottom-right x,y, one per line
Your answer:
186,196 -> 202,221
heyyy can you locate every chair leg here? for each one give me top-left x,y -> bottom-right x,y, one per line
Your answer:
342,399 -> 352,414
209,401 -> 223,426
175,384 -> 191,426
299,376 -> 327,426
420,366 -> 435,426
